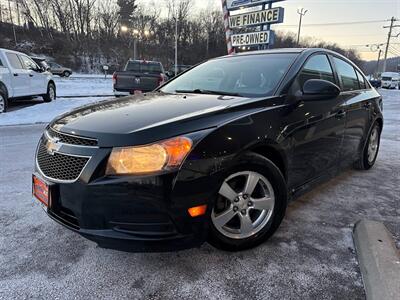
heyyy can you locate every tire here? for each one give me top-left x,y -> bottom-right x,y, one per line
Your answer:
43,83 -> 56,103
208,152 -> 288,251
0,87 -> 8,113
63,71 -> 71,78
354,122 -> 381,170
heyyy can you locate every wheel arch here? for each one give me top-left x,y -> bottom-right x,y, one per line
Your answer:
48,80 -> 56,89
249,144 -> 287,181
375,117 -> 383,132
0,81 -> 9,98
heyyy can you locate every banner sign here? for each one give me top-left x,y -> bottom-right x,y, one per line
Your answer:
229,7 -> 284,28
227,0 -> 283,10
231,30 -> 271,47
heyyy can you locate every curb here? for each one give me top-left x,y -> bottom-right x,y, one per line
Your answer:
353,220 -> 400,300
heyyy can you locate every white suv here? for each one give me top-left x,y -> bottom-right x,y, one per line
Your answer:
0,48 -> 56,113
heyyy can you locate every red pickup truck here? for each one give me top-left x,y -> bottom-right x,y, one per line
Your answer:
113,60 -> 167,96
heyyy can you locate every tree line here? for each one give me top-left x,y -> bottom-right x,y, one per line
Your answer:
0,0 -> 363,73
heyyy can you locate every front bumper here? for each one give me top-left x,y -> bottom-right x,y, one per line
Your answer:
35,171 -> 209,252
33,128 -> 221,252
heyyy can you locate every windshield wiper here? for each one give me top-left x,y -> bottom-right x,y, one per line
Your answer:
175,89 -> 241,97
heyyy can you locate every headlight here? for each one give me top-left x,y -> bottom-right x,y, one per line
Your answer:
105,136 -> 193,175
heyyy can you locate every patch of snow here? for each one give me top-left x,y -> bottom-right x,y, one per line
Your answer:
0,97 -> 111,126
55,76 -> 113,97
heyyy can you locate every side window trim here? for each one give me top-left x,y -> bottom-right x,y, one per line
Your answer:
331,55 -> 361,93
297,52 -> 337,88
356,68 -> 371,90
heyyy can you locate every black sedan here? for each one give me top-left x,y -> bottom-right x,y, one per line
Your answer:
33,48 -> 383,252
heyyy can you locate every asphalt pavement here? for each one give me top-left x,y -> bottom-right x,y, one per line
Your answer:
0,90 -> 399,299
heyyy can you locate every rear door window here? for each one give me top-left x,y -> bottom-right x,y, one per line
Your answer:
333,57 -> 359,91
355,70 -> 367,90
6,53 -> 24,69
125,61 -> 163,73
298,54 -> 336,87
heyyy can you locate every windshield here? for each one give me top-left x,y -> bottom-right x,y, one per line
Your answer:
382,76 -> 392,81
161,53 -> 297,98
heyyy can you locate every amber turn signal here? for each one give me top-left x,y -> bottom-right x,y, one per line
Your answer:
188,205 -> 207,217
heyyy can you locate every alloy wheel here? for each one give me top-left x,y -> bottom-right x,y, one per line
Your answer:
49,86 -> 55,101
211,171 -> 275,239
367,127 -> 379,163
0,94 -> 5,113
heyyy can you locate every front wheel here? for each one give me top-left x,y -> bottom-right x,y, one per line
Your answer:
0,88 -> 8,113
354,122 -> 381,170
43,83 -> 56,103
63,71 -> 71,78
208,152 -> 287,251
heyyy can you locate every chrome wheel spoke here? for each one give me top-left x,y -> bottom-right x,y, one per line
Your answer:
244,172 -> 259,196
212,170 -> 275,240
239,214 -> 253,235
213,206 -> 236,229
219,181 -> 237,201
252,197 -> 274,211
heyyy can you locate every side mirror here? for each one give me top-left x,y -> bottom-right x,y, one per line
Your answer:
302,79 -> 341,100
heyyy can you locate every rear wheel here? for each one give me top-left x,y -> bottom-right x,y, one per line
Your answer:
0,88 -> 8,113
63,71 -> 71,78
43,83 -> 56,103
208,152 -> 287,251
354,122 -> 381,170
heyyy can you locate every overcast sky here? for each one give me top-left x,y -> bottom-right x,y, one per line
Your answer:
192,0 -> 400,60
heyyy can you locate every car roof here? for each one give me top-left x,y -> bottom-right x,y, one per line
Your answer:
219,48 -> 346,59
128,59 -> 162,64
0,48 -> 28,56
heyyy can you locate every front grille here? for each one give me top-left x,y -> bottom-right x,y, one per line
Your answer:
48,128 -> 98,147
37,141 -> 90,181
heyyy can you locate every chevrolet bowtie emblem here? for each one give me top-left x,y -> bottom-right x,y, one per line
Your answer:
46,137 -> 61,155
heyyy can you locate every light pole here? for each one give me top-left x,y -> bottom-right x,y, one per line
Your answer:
297,8 -> 308,46
121,26 -> 152,60
174,17 -> 178,76
367,44 -> 384,78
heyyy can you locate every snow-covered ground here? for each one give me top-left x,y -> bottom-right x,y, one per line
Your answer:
0,76 -> 114,126
55,75 -> 113,97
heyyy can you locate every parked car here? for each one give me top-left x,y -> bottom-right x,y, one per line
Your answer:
0,48 -> 56,113
381,72 -> 400,89
33,48 -> 383,252
369,79 -> 381,88
113,59 -> 167,96
48,62 -> 73,77
166,64 -> 192,79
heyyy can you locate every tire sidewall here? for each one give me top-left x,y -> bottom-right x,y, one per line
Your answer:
208,152 -> 287,251
362,122 -> 381,169
44,83 -> 56,102
0,88 -> 8,113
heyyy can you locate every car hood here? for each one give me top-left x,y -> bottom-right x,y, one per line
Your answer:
51,92 -> 278,147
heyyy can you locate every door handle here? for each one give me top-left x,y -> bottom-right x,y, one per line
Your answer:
29,74 -> 34,77
13,73 -> 19,77
336,110 -> 346,119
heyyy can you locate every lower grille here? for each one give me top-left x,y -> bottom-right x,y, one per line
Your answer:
36,141 -> 90,182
